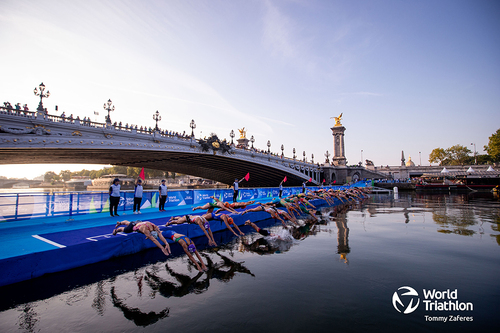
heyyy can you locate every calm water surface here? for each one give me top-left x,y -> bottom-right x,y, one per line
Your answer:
0,192 -> 499,332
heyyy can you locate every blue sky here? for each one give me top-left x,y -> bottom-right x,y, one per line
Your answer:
1,0 -> 499,179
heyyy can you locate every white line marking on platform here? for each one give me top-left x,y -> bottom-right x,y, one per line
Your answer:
86,233 -> 119,242
32,235 -> 66,248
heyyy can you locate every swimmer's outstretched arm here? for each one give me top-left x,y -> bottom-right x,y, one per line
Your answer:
244,220 -> 259,232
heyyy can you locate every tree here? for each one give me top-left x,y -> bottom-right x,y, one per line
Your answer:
59,170 -> 72,181
446,145 -> 471,165
429,145 -> 472,165
484,129 -> 500,162
429,148 -> 449,165
44,171 -> 59,183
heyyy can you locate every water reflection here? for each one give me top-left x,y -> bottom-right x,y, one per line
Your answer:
4,193 -> 499,331
16,304 -> 39,333
111,286 -> 170,327
91,280 -> 106,316
145,263 -> 206,298
208,251 -> 255,281
367,192 -> 500,243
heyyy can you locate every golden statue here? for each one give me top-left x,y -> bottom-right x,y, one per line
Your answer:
238,127 -> 247,139
331,113 -> 343,127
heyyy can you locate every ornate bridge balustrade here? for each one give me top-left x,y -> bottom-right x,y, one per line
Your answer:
0,107 -> 322,187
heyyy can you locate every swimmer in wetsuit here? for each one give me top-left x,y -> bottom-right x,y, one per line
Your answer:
244,220 -> 272,237
166,214 -> 217,247
113,220 -> 171,256
191,196 -> 239,214
218,213 -> 245,236
163,230 -> 208,272
214,200 -> 256,214
241,204 -> 297,226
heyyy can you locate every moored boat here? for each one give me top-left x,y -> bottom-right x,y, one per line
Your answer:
416,169 -> 500,191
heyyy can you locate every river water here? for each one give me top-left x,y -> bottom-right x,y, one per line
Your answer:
0,192 -> 498,332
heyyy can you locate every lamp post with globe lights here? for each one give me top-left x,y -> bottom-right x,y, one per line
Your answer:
34,82 -> 50,112
267,140 -> 271,161
190,119 -> 196,137
230,130 -> 235,145
153,110 -> 161,131
103,99 -> 115,124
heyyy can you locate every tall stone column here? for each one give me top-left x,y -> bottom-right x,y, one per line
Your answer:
331,125 -> 346,166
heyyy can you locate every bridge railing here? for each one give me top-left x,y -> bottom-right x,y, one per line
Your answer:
0,185 -> 356,222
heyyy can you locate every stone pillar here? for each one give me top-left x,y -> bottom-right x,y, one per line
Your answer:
331,126 -> 346,166
237,138 -> 249,148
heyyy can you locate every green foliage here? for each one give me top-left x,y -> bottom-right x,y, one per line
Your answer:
484,129 -> 500,162
429,148 -> 448,165
446,145 -> 471,165
59,170 -> 72,181
429,145 -> 471,165
44,171 -> 60,182
69,166 -> 168,179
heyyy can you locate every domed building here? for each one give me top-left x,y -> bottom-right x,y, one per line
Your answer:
406,156 -> 415,167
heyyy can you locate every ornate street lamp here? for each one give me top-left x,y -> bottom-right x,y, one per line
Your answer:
250,135 -> 255,149
152,110 -> 161,131
293,148 -> 296,160
190,119 -> 196,137
303,151 -> 306,162
103,99 -> 115,124
325,150 -> 330,163
230,130 -> 235,144
34,82 -> 50,112
311,154 -> 314,164
267,140 -> 271,160
281,144 -> 284,157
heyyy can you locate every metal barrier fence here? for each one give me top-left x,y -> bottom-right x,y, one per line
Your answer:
0,182 -> 367,222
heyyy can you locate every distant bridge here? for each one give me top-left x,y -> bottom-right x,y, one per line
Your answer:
0,108 -> 324,187
0,179 -> 42,189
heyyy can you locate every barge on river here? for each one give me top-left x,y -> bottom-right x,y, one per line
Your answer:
415,167 -> 500,191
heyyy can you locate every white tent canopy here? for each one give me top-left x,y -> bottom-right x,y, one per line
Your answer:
487,166 -> 495,172
440,167 -> 449,173
467,167 -> 475,173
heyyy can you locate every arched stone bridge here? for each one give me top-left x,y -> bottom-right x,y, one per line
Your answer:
0,108 -> 323,187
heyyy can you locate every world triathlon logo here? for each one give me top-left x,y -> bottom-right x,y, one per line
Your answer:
392,286 -> 420,314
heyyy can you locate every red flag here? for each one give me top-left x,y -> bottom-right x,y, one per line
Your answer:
333,180 -> 336,184
283,176 -> 287,183
308,177 -> 312,182
322,179 -> 325,183
244,173 -> 250,181
139,167 -> 145,180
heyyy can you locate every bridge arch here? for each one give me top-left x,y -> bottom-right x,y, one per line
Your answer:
0,109 -> 322,187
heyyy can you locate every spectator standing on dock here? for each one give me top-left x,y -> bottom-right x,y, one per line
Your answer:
133,178 -> 143,214
279,180 -> 284,198
158,179 -> 168,212
109,178 -> 121,217
302,181 -> 307,194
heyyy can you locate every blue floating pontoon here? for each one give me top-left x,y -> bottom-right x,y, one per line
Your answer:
0,184 -> 367,287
